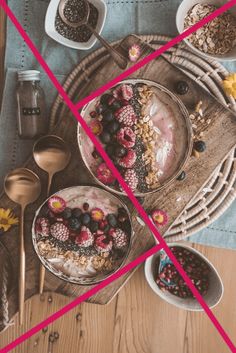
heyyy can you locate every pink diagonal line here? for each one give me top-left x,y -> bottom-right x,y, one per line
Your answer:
75,0 -> 236,110
0,244 -> 162,353
1,1 -> 236,352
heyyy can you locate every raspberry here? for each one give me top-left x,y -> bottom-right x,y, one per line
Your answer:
35,217 -> 50,237
117,127 -> 136,148
118,149 -> 136,168
110,228 -> 128,249
113,84 -> 133,101
123,169 -> 138,192
50,223 -> 69,242
115,105 -> 137,126
75,226 -> 94,247
94,235 -> 113,253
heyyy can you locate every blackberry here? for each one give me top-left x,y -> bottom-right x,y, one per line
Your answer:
106,120 -> 120,134
133,138 -> 149,192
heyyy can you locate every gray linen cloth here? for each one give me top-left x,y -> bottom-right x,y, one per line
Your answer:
0,0 -> 236,249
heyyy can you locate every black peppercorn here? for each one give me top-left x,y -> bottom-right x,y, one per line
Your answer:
175,81 -> 189,95
194,140 -> 206,153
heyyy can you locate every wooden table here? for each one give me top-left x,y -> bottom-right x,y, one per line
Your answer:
0,8 -> 236,353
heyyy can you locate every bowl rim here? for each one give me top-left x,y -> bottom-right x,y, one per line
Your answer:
32,184 -> 134,285
144,242 -> 224,311
176,0 -> 236,62
45,0 -> 107,50
77,78 -> 193,197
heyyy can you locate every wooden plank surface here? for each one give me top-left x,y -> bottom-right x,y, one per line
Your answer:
1,244 -> 236,353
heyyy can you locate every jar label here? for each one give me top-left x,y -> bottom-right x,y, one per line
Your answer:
22,107 -> 41,115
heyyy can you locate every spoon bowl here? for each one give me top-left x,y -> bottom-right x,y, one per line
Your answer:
4,168 -> 41,325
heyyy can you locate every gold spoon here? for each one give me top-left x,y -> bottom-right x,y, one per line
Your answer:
58,0 -> 128,70
4,168 -> 41,325
33,135 -> 71,295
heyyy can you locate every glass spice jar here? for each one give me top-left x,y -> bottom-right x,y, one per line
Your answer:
16,70 -> 47,139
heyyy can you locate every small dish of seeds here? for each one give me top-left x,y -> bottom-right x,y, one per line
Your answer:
176,0 -> 236,61
145,244 -> 224,311
45,0 -> 107,50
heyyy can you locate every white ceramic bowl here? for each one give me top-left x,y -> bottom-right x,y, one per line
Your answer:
144,243 -> 224,311
176,0 -> 236,61
45,0 -> 107,50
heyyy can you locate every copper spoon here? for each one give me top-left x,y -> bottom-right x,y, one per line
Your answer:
58,0 -> 128,70
33,135 -> 71,295
4,168 -> 41,325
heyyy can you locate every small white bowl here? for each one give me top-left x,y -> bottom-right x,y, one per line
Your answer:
45,0 -> 107,50
144,243 -> 224,311
176,0 -> 236,61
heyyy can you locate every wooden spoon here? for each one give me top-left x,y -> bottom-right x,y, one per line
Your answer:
4,168 -> 41,325
33,135 -> 71,295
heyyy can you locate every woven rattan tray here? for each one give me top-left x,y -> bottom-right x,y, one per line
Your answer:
51,34 -> 236,240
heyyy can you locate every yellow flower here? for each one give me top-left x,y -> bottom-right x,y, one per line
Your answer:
0,208 -> 18,232
222,73 -> 236,99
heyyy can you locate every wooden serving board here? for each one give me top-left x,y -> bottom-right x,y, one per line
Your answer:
0,35 -> 236,323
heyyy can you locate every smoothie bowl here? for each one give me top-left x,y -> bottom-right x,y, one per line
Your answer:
78,79 -> 193,196
32,186 -> 132,285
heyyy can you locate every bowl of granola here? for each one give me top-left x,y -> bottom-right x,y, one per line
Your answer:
78,79 -> 192,196
176,0 -> 236,61
32,186 -> 132,285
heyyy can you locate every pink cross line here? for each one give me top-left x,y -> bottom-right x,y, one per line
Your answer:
1,1 -> 236,352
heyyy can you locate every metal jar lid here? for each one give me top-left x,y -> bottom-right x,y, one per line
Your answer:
18,70 -> 41,82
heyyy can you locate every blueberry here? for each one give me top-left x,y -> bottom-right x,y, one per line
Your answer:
115,145 -> 127,158
96,104 -> 105,114
106,121 -> 120,134
89,220 -> 99,233
68,218 -> 81,230
175,81 -> 189,95
107,213 -> 118,227
72,208 -> 82,218
194,140 -> 206,153
106,144 -> 115,157
81,213 -> 91,225
100,94 -> 113,105
177,171 -> 186,181
100,132 -> 111,144
62,207 -> 72,219
83,202 -> 90,211
111,100 -> 122,111
102,110 -> 114,123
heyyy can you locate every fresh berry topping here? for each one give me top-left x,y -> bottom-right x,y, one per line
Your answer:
118,149 -> 137,168
110,100 -> 122,111
90,111 -> 97,119
123,169 -> 138,192
96,163 -> 115,185
107,214 -> 118,227
194,140 -> 206,153
94,235 -> 113,253
90,120 -> 103,135
110,228 -> 128,249
102,110 -> 114,123
100,94 -> 113,105
100,131 -> 112,144
92,150 -> 100,159
128,44 -> 141,62
114,145 -> 127,158
50,222 -> 69,242
75,226 -> 94,247
72,208 -> 83,218
35,217 -> 50,237
175,81 -> 189,95
118,208 -> 128,222
115,105 -> 137,126
177,171 -> 186,181
113,84 -> 133,101
48,196 -> 66,214
89,220 -> 99,233
81,213 -> 91,226
151,209 -> 168,227
68,217 -> 81,231
95,104 -> 105,114
117,127 -> 136,148
106,121 -> 120,134
83,202 -> 90,211
62,208 -> 72,220
106,144 -> 115,157
91,208 -> 104,221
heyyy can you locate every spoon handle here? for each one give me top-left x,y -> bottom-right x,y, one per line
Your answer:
19,207 -> 25,325
39,174 -> 53,295
87,24 -> 128,70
